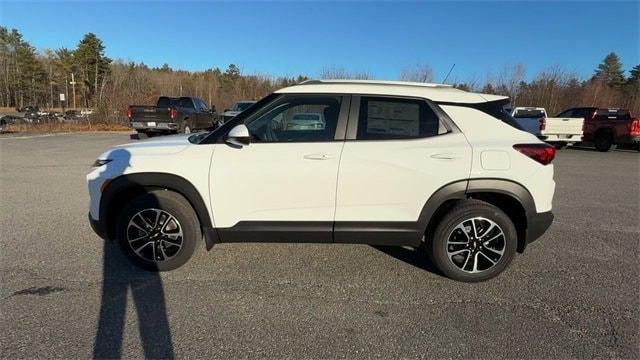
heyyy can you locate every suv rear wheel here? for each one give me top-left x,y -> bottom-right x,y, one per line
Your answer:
116,190 -> 201,271
428,200 -> 517,282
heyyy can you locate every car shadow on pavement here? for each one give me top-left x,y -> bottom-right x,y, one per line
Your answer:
90,148 -> 175,359
371,245 -> 445,278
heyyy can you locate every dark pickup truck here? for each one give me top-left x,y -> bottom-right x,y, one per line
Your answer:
128,96 -> 217,136
558,107 -> 640,151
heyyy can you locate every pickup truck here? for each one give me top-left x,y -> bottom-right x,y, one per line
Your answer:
574,107 -> 639,152
128,96 -> 217,136
506,106 -> 583,148
220,100 -> 256,124
538,109 -> 585,148
506,107 -> 547,135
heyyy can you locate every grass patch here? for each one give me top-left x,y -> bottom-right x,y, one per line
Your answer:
3,122 -> 131,134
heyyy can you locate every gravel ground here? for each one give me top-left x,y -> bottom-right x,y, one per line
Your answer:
1,133 -> 638,358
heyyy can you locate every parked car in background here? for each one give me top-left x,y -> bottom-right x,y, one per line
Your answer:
575,108 -> 638,152
538,110 -> 585,148
286,112 -> 326,130
88,79 -> 556,282
505,107 -> 547,135
128,96 -> 217,136
80,109 -> 94,118
220,100 -> 256,124
0,114 -> 23,125
18,105 -> 38,114
64,110 -> 80,121
0,114 -> 22,131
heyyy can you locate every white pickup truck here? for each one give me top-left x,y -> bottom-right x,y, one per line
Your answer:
507,107 -> 583,147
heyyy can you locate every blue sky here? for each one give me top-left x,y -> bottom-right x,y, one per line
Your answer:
1,1 -> 638,82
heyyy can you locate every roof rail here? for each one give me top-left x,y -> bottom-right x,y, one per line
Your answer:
298,79 -> 453,88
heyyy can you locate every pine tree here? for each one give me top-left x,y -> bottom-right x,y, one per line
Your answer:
74,33 -> 111,106
594,52 -> 625,87
627,64 -> 640,85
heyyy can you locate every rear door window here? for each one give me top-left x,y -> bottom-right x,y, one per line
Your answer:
357,97 -> 441,140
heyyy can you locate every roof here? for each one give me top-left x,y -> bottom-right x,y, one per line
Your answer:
275,79 -> 508,104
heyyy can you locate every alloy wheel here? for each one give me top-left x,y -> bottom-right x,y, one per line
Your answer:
126,208 -> 184,262
446,217 -> 506,273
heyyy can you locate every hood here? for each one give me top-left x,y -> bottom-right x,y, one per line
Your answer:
110,133 -> 193,156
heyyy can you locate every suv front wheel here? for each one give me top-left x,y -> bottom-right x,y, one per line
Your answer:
428,200 -> 517,282
116,190 -> 201,271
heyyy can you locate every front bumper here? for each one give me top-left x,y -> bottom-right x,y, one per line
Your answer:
526,211 -> 554,245
89,213 -> 109,241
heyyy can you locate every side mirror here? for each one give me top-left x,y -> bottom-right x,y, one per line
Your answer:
225,124 -> 251,147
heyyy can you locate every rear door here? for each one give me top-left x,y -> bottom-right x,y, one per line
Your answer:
193,98 -> 211,129
334,96 -> 472,244
178,97 -> 196,127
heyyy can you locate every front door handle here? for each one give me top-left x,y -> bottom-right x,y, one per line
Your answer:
304,153 -> 332,160
430,152 -> 460,160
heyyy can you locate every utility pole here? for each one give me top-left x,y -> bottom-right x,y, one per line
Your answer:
70,72 -> 77,109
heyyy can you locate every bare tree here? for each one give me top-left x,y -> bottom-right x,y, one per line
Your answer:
399,63 -> 434,83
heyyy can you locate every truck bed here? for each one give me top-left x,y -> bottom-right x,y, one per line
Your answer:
540,117 -> 584,143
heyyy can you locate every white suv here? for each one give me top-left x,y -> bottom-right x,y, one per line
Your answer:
87,80 -> 555,282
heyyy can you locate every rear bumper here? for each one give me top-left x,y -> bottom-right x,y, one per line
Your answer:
130,121 -> 179,131
526,211 -> 554,245
538,134 -> 582,143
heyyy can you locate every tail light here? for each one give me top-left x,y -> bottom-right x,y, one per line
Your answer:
538,117 -> 546,131
513,144 -> 556,165
629,119 -> 640,137
170,107 -> 177,121
127,107 -> 132,119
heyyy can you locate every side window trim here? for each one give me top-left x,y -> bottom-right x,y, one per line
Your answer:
345,95 -> 360,140
334,95 -> 351,140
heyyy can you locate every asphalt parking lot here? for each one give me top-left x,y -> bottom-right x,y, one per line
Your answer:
0,132 -> 638,358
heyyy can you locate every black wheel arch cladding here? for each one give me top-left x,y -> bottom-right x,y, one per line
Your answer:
100,173 -> 213,245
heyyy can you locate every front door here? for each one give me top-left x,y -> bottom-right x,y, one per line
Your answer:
210,94 -> 350,242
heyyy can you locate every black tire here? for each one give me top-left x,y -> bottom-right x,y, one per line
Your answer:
135,131 -> 149,139
594,131 -> 613,152
427,200 -> 517,282
116,190 -> 201,271
180,121 -> 192,134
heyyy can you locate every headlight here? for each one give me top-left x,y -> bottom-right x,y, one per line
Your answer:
92,159 -> 112,167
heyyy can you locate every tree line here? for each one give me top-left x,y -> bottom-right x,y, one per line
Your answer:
1,27 -> 638,123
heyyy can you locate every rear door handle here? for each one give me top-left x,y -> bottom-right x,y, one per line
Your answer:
430,152 -> 460,160
304,153 -> 332,160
